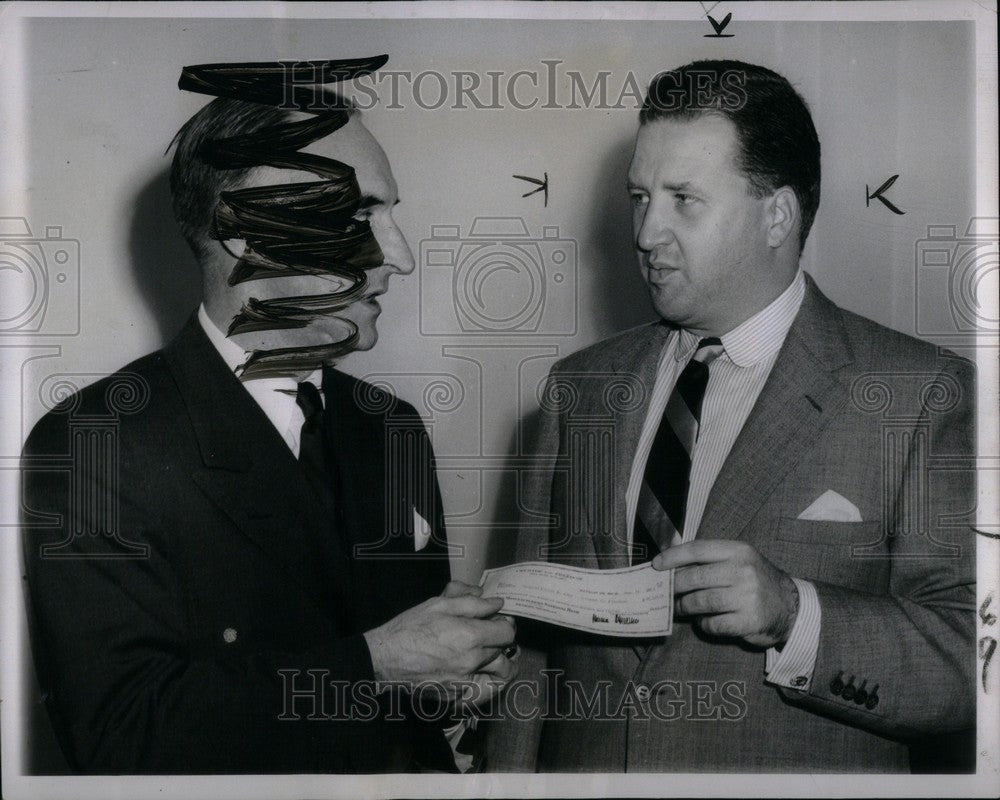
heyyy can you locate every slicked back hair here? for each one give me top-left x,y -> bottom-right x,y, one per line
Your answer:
640,60 -> 821,252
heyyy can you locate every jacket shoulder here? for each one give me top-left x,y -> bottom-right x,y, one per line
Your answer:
551,321 -> 664,374
329,369 -> 422,421
24,349 -> 174,456
838,306 -> 975,380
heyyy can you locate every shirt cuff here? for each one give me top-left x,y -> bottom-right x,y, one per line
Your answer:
764,577 -> 821,691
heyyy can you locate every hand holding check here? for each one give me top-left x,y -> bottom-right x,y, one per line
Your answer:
363,580 -> 518,703
652,540 -> 799,648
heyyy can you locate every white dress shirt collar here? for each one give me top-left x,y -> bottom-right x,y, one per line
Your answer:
197,304 -> 322,456
672,270 -> 806,367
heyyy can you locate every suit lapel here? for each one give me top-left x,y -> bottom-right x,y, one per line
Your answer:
589,322 -> 671,569
164,317 -> 352,617
696,276 -> 854,542
323,367 -> 388,559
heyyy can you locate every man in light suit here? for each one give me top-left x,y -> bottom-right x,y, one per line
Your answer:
485,60 -> 975,772
21,71 -> 515,773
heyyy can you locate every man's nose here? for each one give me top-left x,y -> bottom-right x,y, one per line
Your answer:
381,222 -> 415,275
635,201 -> 674,253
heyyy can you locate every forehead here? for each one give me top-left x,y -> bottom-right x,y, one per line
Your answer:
247,114 -> 395,196
629,114 -> 743,184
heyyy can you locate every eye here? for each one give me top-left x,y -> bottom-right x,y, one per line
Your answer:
674,193 -> 695,206
629,192 -> 648,207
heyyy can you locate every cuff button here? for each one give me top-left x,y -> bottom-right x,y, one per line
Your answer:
792,675 -> 808,688
829,671 -> 844,696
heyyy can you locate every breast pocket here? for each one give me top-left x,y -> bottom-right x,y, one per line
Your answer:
769,518 -> 890,592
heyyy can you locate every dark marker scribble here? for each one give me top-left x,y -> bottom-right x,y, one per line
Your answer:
178,57 -> 388,107
178,57 -> 389,379
239,323 -> 360,381
228,289 -> 369,336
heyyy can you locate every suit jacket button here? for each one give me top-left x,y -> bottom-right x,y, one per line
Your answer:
223,628 -> 238,643
636,683 -> 651,702
829,671 -> 844,696
865,685 -> 879,709
841,676 -> 856,701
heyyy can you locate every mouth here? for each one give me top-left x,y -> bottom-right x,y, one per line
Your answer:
645,262 -> 679,282
360,289 -> 385,308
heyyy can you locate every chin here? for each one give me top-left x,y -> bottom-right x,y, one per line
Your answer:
350,327 -> 379,352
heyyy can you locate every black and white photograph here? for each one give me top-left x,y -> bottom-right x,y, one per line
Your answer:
0,2 -> 997,798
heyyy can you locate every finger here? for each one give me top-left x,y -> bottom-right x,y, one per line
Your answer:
493,614 -> 517,632
471,615 -> 517,647
444,595 -> 505,618
478,652 -> 517,682
673,563 -> 736,594
653,540 -> 743,571
441,580 -> 483,599
695,612 -> 742,638
675,587 -> 735,617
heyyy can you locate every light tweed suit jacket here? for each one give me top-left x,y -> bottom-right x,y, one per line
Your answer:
485,274 -> 976,772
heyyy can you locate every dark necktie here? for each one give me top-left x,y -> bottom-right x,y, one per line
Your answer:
295,381 -> 334,512
632,337 -> 725,565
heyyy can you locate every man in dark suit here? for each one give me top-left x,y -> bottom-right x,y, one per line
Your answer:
21,76 -> 515,774
485,60 -> 976,772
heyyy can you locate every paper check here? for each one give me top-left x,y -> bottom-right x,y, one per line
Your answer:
479,561 -> 673,637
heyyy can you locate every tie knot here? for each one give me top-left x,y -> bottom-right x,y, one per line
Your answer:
296,381 -> 324,419
693,337 -> 724,365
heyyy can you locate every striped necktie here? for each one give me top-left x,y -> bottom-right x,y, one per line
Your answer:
632,336 -> 725,565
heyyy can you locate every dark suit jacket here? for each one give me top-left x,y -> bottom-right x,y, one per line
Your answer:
485,274 -> 976,772
21,316 -> 454,773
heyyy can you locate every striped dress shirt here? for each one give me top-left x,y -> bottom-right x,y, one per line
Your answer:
624,270 -> 821,690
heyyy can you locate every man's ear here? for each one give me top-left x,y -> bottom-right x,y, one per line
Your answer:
765,186 -> 799,249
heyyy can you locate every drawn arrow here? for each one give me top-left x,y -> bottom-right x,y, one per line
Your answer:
866,174 -> 905,215
705,12 -> 734,37
514,172 -> 548,207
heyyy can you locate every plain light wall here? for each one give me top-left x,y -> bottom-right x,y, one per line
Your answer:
16,17 -> 974,582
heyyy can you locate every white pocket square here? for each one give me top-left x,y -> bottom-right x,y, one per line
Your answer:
413,509 -> 431,552
796,490 -> 863,522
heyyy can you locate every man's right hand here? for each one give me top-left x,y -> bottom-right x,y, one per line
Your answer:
363,583 -> 516,697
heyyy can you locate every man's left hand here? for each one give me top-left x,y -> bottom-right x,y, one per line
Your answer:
652,540 -> 799,648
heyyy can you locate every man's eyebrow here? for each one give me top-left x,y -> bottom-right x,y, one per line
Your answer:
626,180 -> 696,193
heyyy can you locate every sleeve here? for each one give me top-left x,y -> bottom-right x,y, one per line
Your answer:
764,578 -> 821,690
776,358 -> 977,738
20,413 -> 391,774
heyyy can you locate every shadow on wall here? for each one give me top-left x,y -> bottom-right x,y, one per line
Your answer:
486,136 -> 654,570
583,134 -> 657,337
24,168 -> 201,776
128,167 -> 204,344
